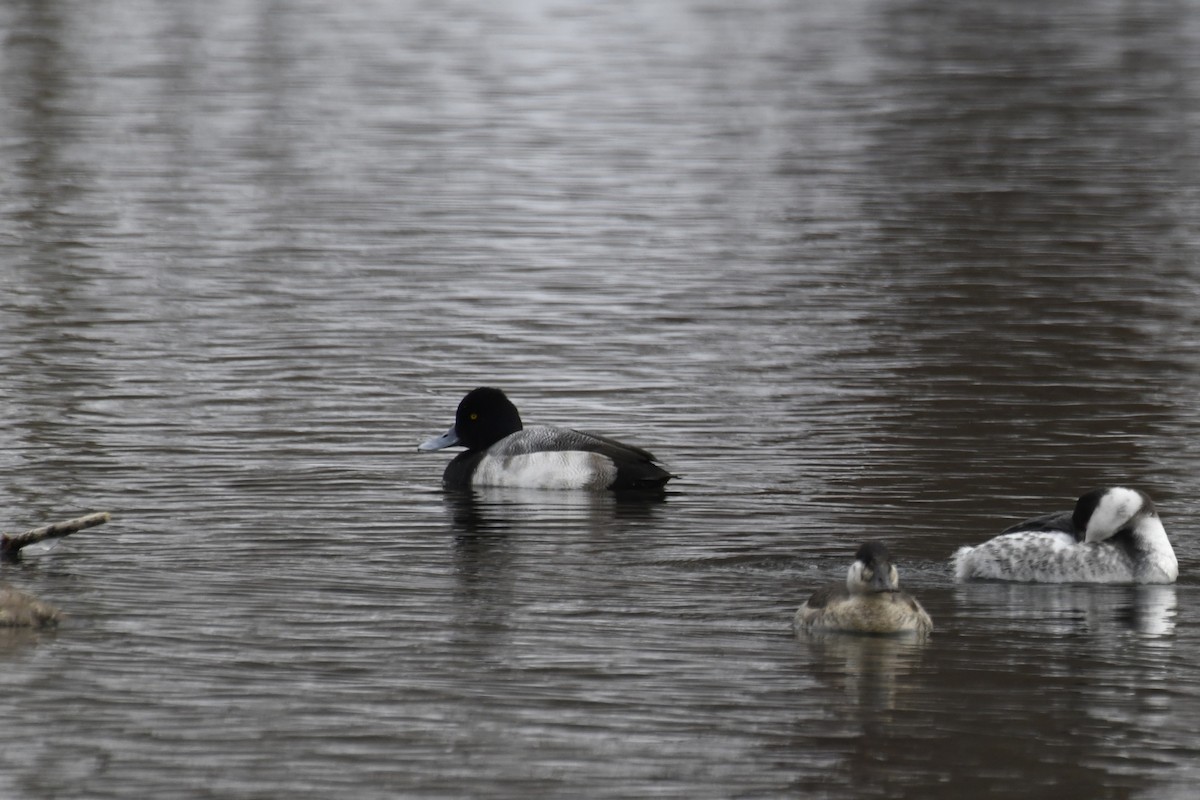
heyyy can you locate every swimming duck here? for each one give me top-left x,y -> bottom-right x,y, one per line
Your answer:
952,487 -> 1177,584
0,585 -> 61,628
795,542 -> 933,634
418,387 -> 673,491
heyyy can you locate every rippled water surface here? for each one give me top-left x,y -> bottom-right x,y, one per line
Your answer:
3,1 -> 1200,797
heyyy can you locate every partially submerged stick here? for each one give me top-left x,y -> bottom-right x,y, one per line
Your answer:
1,512 -> 111,563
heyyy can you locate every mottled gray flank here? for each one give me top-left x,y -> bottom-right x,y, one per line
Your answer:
954,530 -> 1138,583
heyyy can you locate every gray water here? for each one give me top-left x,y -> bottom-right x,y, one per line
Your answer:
2,1 -> 1200,797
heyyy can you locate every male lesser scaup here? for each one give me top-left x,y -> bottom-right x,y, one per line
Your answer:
795,542 -> 933,635
952,487 -> 1177,584
418,387 -> 674,491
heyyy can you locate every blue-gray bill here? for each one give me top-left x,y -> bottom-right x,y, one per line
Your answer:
418,426 -> 460,452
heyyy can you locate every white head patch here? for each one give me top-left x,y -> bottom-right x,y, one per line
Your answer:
846,560 -> 868,593
845,558 -> 898,593
1085,487 -> 1144,543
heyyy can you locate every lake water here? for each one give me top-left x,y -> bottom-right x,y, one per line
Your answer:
2,0 -> 1200,797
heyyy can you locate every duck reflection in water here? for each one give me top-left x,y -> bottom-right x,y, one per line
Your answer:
955,582 -> 1177,638
803,626 -> 930,713
795,542 -> 933,636
443,485 -> 666,536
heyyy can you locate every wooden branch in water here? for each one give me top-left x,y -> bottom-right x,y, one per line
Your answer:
1,512 -> 112,564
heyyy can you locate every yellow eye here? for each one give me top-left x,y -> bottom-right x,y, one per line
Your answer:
469,413 -> 478,421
